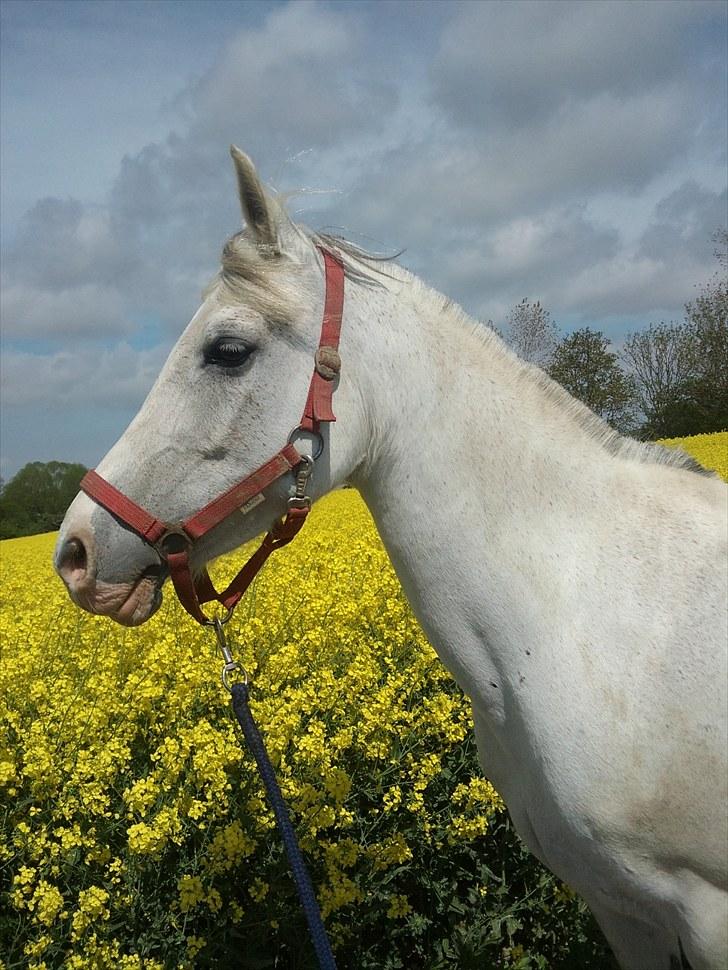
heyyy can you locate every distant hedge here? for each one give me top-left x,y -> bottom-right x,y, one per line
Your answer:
0,461 -> 87,540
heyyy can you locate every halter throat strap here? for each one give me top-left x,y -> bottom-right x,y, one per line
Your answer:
79,248 -> 344,624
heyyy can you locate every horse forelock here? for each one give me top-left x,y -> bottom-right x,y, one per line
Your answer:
206,230 -> 305,325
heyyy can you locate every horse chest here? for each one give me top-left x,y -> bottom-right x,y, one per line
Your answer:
471,700 -> 662,915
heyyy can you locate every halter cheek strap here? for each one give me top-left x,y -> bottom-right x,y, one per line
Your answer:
79,248 -> 345,625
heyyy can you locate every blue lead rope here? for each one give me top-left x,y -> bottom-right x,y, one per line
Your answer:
230,682 -> 338,970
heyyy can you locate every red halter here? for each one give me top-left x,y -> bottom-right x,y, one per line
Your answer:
79,249 -> 345,625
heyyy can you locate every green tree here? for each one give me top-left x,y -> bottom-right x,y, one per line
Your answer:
548,328 -> 637,434
621,322 -> 696,438
504,298 -> 559,367
0,461 -> 87,539
623,229 -> 727,437
679,229 -> 728,433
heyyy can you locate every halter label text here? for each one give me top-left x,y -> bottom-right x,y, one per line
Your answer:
239,493 -> 265,516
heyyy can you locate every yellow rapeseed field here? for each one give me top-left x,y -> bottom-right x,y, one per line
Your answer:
657,431 -> 728,479
1,431 -> 725,969
1,489 -> 500,969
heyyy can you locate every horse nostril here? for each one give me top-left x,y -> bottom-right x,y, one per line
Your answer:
57,536 -> 88,585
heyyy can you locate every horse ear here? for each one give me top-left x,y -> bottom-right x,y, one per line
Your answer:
229,146 -> 280,255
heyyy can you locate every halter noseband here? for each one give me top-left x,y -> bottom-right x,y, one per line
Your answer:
79,249 -> 345,625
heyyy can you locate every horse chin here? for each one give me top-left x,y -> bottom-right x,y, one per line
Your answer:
111,578 -> 163,627
70,575 -> 163,627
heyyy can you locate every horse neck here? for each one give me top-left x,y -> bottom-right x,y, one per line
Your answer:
346,269 -> 612,698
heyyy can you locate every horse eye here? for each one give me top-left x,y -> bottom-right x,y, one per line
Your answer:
204,337 -> 254,368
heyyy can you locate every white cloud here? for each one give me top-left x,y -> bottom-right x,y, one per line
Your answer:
1,343 -> 169,408
2,0 -> 403,355
180,0 -> 393,151
1,283 -> 131,340
432,0 -> 719,130
559,255 -> 685,319
1,196 -> 141,340
639,182 -> 727,263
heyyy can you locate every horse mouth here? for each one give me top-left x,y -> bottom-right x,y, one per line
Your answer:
112,573 -> 165,626
70,564 -> 166,627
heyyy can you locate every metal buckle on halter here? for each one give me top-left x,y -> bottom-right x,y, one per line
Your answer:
154,526 -> 192,559
288,454 -> 314,512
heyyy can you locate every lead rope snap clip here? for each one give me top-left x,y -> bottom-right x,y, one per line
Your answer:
212,616 -> 248,691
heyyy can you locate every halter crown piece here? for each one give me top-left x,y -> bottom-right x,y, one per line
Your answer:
79,248 -> 345,625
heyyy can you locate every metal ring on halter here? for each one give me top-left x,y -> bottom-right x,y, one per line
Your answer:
202,606 -> 235,628
154,526 -> 193,559
288,426 -> 324,461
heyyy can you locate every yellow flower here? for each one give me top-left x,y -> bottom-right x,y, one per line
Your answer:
185,936 -> 206,958
320,872 -> 362,917
24,934 -> 51,959
230,900 -> 245,923
382,786 -> 402,812
386,894 -> 412,919
71,887 -> 110,939
658,431 -> 728,479
249,878 -> 269,903
177,874 -> 205,913
30,882 -> 64,926
206,888 -> 223,913
324,767 -> 352,803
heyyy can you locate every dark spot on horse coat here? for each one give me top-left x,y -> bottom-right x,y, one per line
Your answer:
200,446 -> 229,461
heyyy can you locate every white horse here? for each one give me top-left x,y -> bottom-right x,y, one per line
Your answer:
56,147 -> 728,970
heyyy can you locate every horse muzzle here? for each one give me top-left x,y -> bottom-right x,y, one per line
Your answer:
54,524 -> 165,626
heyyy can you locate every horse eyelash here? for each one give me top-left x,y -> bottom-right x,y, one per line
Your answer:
203,338 -> 255,368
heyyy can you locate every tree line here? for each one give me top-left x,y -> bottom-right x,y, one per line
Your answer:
1,232 -> 725,540
499,228 -> 727,438
0,462 -> 88,540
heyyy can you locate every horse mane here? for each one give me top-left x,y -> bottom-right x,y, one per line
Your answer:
505,350 -> 714,477
216,213 -> 713,480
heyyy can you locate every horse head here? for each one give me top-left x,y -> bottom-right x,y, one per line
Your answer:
54,148 -> 369,625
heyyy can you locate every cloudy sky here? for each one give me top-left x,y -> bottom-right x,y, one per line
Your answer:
1,0 -> 726,480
